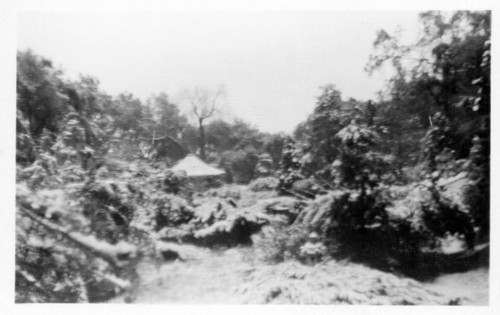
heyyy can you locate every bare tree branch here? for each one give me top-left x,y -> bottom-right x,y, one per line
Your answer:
18,204 -> 138,271
181,85 -> 225,159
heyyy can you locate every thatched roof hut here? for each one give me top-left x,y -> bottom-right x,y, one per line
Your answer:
171,154 -> 225,178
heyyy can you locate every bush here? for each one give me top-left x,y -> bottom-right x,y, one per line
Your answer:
162,170 -> 187,194
463,135 -> 489,241
294,187 -> 437,272
203,185 -> 243,200
151,193 -> 194,230
277,138 -> 304,193
16,184 -> 139,303
81,178 -> 137,243
221,146 -> 260,184
254,153 -> 275,177
253,223 -> 311,263
419,184 -> 475,249
18,152 -> 60,189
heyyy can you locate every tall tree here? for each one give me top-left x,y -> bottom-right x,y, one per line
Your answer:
294,85 -> 360,178
366,11 -> 490,160
17,50 -> 68,138
147,93 -> 188,139
367,10 -> 491,240
182,86 -> 225,160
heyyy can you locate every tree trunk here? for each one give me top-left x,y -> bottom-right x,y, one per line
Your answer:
198,118 -> 206,160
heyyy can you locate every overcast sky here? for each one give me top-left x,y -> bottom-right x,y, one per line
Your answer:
18,11 -> 421,133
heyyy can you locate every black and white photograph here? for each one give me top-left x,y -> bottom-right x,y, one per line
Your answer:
1,0 -> 497,309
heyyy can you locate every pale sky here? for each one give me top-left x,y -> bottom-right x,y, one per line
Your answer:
18,11 -> 421,133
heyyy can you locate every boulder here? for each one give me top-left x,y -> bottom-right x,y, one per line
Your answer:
154,241 -> 206,261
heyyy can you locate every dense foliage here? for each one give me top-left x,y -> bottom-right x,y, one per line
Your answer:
15,47 -> 285,302
282,10 -> 490,274
16,10 -> 489,303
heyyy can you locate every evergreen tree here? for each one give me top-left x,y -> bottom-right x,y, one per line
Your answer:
277,138 -> 303,192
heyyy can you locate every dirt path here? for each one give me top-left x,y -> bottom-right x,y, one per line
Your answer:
111,246 -> 256,303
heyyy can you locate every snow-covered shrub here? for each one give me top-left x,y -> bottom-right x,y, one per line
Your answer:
150,193 -> 194,230
254,153 -> 275,177
295,188 -> 430,271
298,241 -> 328,261
248,177 -> 279,192
186,196 -> 269,246
422,112 -> 452,173
59,162 -> 87,183
16,110 -> 36,165
80,178 -> 137,243
204,185 -> 243,200
18,152 -> 60,189
16,184 -> 139,303
277,138 -> 304,193
236,260 -> 461,304
191,215 -> 258,246
162,170 -> 187,194
253,223 -> 311,263
419,184 -> 475,249
463,135 -> 489,241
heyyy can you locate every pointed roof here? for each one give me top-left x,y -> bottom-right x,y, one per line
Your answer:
171,154 -> 225,177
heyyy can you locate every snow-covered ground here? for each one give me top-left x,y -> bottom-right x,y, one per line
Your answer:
108,245 -> 487,305
422,267 -> 489,305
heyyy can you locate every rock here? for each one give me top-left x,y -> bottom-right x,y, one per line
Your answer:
292,179 -> 328,198
193,216 -> 254,246
154,241 -> 206,261
158,226 -> 194,243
